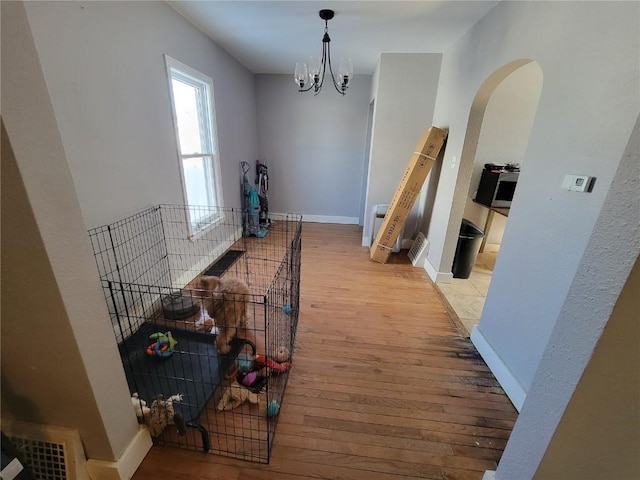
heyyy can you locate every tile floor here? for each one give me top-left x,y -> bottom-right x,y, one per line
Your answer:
435,252 -> 497,337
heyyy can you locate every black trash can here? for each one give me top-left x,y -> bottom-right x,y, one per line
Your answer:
452,219 -> 485,279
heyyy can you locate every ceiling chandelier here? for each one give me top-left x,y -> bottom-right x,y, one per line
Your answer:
294,9 -> 354,96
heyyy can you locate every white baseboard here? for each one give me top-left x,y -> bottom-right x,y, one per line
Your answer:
471,325 -> 526,411
86,427 -> 152,480
300,214 -> 359,224
424,258 -> 453,283
482,471 -> 497,480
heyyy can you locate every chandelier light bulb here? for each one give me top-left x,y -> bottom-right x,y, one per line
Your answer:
308,56 -> 322,84
337,57 -> 353,91
338,58 -> 353,81
294,63 -> 309,88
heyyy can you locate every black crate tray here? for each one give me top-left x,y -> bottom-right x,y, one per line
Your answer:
120,322 -> 254,451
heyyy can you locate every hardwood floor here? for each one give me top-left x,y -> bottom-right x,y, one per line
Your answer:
133,222 -> 517,480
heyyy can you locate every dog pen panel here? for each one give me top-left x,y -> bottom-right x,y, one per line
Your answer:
88,205 -> 301,463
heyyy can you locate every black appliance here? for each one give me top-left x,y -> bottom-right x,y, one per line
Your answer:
475,165 -> 519,208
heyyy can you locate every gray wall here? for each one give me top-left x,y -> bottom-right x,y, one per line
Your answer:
533,255 -> 640,480
497,114 -> 639,479
364,53 -> 442,247
24,0 -> 259,229
425,0 -> 639,400
1,1 -> 140,462
6,0 -> 640,475
463,62 -> 543,248
416,1 -> 639,476
2,0 -> 260,467
255,74 -> 372,223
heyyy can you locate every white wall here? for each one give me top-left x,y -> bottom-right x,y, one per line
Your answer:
24,0 -> 259,229
495,114 -> 639,479
1,0 -> 145,468
533,255 -> 640,479
364,53 -> 442,247
5,0 -> 260,471
425,1 -> 639,399
463,62 -> 543,246
254,74 -> 372,223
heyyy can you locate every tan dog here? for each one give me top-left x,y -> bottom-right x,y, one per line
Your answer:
195,276 -> 253,354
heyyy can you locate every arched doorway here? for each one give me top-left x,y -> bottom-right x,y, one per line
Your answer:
437,60 -> 543,335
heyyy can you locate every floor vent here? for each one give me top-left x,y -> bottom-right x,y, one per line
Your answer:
203,249 -> 245,277
2,421 -> 88,480
408,232 -> 429,267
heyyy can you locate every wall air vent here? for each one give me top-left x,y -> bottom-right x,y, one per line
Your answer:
407,232 -> 429,267
2,420 -> 88,480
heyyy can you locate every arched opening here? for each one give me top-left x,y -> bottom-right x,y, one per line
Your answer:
437,59 -> 543,335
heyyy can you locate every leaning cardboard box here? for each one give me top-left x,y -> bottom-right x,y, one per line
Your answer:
370,126 -> 448,264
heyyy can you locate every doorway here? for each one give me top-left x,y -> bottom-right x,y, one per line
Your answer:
437,60 -> 543,336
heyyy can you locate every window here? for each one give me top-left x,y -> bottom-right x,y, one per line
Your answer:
165,55 -> 223,234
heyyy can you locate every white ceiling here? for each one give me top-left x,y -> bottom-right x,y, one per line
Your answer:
167,1 -> 500,75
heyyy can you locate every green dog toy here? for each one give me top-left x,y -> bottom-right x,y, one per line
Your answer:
146,331 -> 178,358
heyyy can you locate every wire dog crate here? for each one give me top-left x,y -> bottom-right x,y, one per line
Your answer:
88,205 -> 302,463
